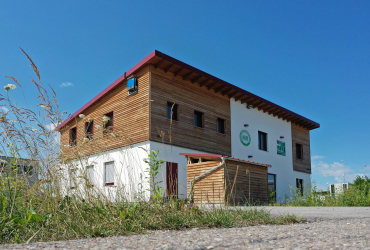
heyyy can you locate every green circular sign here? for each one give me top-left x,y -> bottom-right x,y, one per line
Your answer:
239,130 -> 251,146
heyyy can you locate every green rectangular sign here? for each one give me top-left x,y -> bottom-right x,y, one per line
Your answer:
277,140 -> 286,156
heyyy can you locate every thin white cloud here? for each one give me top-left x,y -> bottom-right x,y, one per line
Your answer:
60,82 -> 74,87
312,160 -> 366,183
45,123 -> 57,131
0,107 -> 9,113
311,155 -> 325,160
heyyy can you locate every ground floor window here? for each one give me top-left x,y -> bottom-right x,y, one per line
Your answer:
268,174 -> 276,202
296,178 -> 303,196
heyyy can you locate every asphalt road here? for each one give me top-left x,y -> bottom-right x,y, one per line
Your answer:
2,207 -> 370,249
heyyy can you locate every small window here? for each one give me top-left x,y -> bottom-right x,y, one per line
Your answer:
268,174 -> 276,201
127,77 -> 138,94
70,169 -> 76,189
296,178 -> 303,196
103,112 -> 113,135
86,165 -> 94,187
217,118 -> 225,134
194,110 -> 203,128
258,131 -> 267,151
296,143 -> 303,159
85,120 -> 94,140
69,127 -> 77,146
105,161 -> 115,186
167,102 -> 178,121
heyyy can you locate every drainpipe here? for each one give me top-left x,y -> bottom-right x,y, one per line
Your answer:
189,157 -> 226,202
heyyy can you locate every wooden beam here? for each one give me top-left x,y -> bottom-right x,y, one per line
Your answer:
250,100 -> 262,106
234,93 -> 244,102
263,106 -> 276,113
183,72 -> 193,80
199,79 -> 209,87
268,108 -> 278,115
221,88 -> 232,96
191,75 -> 202,83
173,67 -> 183,76
257,103 -> 269,110
288,117 -> 300,123
207,82 -> 217,90
155,59 -> 166,69
164,63 -> 174,73
280,113 -> 291,120
273,110 -> 285,117
228,91 -> 238,98
214,85 -> 226,93
241,96 -> 253,104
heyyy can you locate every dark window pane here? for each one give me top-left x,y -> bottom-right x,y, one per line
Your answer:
194,111 -> 203,128
103,112 -> 113,135
258,131 -> 267,151
296,178 -> 303,196
85,120 -> 94,139
296,144 -> 303,159
167,102 -> 178,121
217,118 -> 225,134
70,127 -> 77,146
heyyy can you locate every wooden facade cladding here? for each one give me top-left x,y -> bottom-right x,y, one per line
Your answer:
60,66 -> 150,158
150,66 -> 231,155
186,157 -> 268,204
291,123 -> 311,174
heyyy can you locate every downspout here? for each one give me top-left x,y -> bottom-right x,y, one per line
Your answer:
189,157 -> 226,201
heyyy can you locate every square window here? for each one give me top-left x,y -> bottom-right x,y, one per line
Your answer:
105,161 -> 115,186
103,112 -> 113,135
167,102 -> 178,121
258,131 -> 267,151
194,110 -> 203,128
85,120 -> 94,140
69,127 -> 77,146
296,143 -> 303,159
217,118 -> 225,134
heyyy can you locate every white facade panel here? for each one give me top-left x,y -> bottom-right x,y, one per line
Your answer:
230,98 -> 311,202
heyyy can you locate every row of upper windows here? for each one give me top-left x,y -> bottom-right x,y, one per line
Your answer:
69,112 -> 113,146
258,131 -> 304,160
167,102 -> 226,134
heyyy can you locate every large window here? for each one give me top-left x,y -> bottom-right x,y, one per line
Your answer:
217,118 -> 225,134
258,131 -> 267,151
296,143 -> 303,159
103,112 -> 113,135
268,174 -> 276,201
104,161 -> 115,186
296,178 -> 303,196
85,120 -> 94,140
167,102 -> 178,121
69,127 -> 77,146
194,110 -> 203,128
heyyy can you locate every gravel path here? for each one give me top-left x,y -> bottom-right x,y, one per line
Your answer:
2,218 -> 370,249
2,207 -> 370,249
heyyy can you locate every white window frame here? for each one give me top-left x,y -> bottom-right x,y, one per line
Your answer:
104,161 -> 115,186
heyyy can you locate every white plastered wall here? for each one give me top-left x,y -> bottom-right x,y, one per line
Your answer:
149,141 -> 208,199
64,141 -> 151,202
230,98 -> 311,202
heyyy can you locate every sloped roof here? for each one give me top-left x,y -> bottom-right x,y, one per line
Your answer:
57,50 -> 320,131
179,153 -> 272,168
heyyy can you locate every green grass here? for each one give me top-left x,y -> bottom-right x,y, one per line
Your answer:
0,178 -> 300,244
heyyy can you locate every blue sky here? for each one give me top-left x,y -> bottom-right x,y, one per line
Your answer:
1,1 -> 369,189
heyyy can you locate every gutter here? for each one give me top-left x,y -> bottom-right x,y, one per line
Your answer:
189,157 -> 226,201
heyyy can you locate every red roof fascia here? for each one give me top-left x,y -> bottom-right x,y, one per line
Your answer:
179,153 -> 223,158
55,50 -> 157,131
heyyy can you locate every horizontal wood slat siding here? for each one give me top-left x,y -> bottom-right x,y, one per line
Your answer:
291,123 -> 311,173
150,66 -> 231,155
187,161 -> 225,204
60,66 -> 150,158
224,161 -> 268,204
187,159 -> 268,204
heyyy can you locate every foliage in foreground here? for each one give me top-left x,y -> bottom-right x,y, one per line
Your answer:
272,176 -> 370,207
0,177 -> 299,244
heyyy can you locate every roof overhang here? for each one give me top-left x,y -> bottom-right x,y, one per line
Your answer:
179,153 -> 272,168
56,50 -> 320,131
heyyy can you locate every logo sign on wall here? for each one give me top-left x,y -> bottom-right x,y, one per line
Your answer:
277,140 -> 286,156
239,130 -> 251,146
